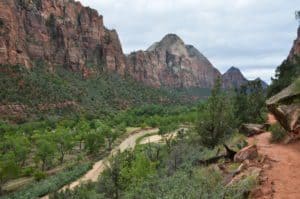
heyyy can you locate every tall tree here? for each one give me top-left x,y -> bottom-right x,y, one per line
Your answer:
196,79 -> 235,148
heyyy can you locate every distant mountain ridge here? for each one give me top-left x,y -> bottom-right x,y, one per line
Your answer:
0,0 -> 266,91
222,66 -> 248,88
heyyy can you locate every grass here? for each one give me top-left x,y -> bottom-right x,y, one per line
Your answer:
270,123 -> 286,143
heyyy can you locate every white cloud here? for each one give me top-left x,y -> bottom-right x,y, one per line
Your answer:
78,0 -> 300,82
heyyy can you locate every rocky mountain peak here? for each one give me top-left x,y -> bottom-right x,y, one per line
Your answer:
288,26 -> 300,61
147,33 -> 185,52
127,34 -> 221,88
222,66 -> 248,88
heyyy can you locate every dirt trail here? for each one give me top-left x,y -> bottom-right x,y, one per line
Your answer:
41,128 -> 159,199
249,115 -> 300,199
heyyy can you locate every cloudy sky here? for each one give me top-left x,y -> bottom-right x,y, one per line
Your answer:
80,0 -> 299,83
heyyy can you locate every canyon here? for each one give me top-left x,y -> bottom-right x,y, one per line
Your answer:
0,0 -> 264,90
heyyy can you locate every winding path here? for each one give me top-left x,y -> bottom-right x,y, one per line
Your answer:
249,115 -> 300,199
41,128 -> 159,199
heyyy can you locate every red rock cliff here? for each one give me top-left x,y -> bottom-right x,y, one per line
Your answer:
288,27 -> 300,61
126,34 -> 221,88
0,0 -> 126,76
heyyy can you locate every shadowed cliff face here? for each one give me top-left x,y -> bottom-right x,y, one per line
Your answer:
288,27 -> 300,61
0,0 -> 126,77
222,66 -> 248,89
126,34 -> 221,88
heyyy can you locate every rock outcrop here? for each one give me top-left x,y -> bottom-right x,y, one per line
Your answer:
234,145 -> 258,163
0,0 -> 126,76
288,27 -> 300,61
126,34 -> 221,88
239,123 -> 270,137
222,66 -> 248,88
266,79 -> 300,136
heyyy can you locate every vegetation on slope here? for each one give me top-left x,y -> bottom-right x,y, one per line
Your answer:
1,64 -> 200,122
51,79 -> 264,199
268,56 -> 300,97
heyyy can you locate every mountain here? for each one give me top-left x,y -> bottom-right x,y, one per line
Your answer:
0,0 -> 126,77
268,27 -> 300,96
253,78 -> 268,89
222,66 -> 248,88
126,34 -> 221,88
288,27 -> 300,61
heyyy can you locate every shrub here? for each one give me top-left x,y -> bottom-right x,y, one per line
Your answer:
21,167 -> 36,177
4,162 -> 92,199
33,170 -> 47,181
270,123 -> 286,142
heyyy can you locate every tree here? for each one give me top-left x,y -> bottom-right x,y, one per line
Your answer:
268,57 -> 300,96
196,79 -> 235,148
0,152 -> 19,194
234,80 -> 266,124
35,138 -> 56,170
52,126 -> 74,164
75,120 -> 90,150
1,135 -> 30,167
84,129 -> 105,154
98,153 -> 123,199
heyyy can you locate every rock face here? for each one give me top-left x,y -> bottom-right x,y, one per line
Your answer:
266,79 -> 300,136
234,145 -> 258,163
0,0 -> 126,76
222,66 -> 248,88
239,123 -> 270,137
288,27 -> 300,61
126,34 -> 221,88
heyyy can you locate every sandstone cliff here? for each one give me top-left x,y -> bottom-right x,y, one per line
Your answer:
288,27 -> 300,61
0,0 -> 126,77
126,34 -> 221,88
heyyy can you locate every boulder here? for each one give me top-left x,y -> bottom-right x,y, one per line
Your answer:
239,123 -> 269,137
234,145 -> 258,162
266,79 -> 300,136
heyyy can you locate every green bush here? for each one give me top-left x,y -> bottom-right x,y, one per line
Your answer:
270,123 -> 286,142
33,170 -> 47,181
21,167 -> 36,177
4,162 -> 92,199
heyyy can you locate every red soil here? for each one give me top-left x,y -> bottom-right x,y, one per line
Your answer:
249,114 -> 300,199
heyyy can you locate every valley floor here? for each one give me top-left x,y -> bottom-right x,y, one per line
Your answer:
249,116 -> 300,199
41,128 -> 160,199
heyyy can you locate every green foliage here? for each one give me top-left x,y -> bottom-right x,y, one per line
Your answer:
33,170 -> 46,181
1,64 -> 191,121
234,80 -> 266,125
197,79 -> 236,148
268,57 -> 300,97
46,14 -> 58,39
84,129 -> 105,154
34,137 -> 57,171
4,163 -> 92,199
0,153 -> 20,193
270,123 -> 286,142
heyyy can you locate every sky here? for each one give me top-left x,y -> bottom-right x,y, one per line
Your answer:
79,0 -> 300,83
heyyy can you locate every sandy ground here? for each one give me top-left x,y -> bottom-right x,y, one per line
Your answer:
249,115 -> 300,199
139,132 -> 178,145
41,128 -> 159,199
